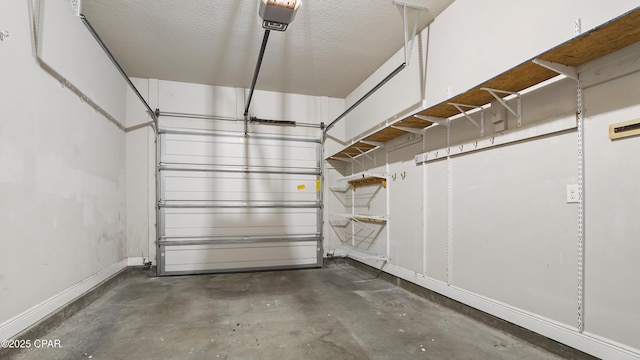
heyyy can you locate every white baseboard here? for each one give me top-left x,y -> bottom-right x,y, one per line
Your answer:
0,259 -> 128,341
350,256 -> 640,360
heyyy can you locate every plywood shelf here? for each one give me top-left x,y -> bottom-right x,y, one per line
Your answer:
327,7 -> 640,160
331,214 -> 388,224
352,216 -> 387,224
348,176 -> 387,191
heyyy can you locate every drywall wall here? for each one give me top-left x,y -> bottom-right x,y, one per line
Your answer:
449,131 -> 578,326
0,0 -> 127,339
581,51 -> 640,350
38,0 -> 127,124
125,78 -> 155,264
424,159 -> 448,281
325,2 -> 640,356
387,140 -> 424,273
340,26 -> 426,142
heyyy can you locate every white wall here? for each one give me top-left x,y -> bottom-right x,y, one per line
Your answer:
125,78 -> 155,264
324,2 -> 640,359
340,26 -> 426,143
581,48 -> 640,351
0,0 -> 128,340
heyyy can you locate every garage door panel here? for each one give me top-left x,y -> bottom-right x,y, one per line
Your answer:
163,172 -> 319,202
165,253 -> 318,272
158,129 -> 322,275
164,241 -> 318,273
163,208 -> 318,237
163,134 -> 318,169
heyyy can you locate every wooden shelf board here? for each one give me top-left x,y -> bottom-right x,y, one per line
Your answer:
540,8 -> 640,66
327,7 -> 640,160
330,141 -> 376,159
330,118 -> 432,159
418,63 -> 559,119
419,8 -> 640,119
348,176 -> 387,190
362,127 -> 408,143
395,117 -> 434,128
352,217 -> 387,224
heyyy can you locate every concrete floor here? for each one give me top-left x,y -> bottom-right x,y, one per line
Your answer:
8,261 -> 563,360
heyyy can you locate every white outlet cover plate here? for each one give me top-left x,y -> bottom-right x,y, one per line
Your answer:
566,184 -> 579,203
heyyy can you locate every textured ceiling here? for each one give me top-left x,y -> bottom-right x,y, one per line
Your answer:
81,0 -> 453,98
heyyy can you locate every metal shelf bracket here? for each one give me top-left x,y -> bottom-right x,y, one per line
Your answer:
480,88 -> 522,127
329,157 -> 354,163
532,59 -> 578,80
345,154 -> 364,167
390,125 -> 425,135
361,140 -> 385,148
354,147 -> 375,162
449,103 -> 485,136
414,115 -> 449,127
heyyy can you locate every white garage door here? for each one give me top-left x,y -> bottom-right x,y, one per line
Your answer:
157,127 -> 323,275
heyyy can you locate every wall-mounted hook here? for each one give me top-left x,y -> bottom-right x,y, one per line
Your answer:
391,173 -> 397,181
400,171 -> 406,180
0,30 -> 9,41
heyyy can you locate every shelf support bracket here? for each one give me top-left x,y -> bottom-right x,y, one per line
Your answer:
354,147 -> 375,162
532,59 -> 578,80
361,141 -> 385,148
414,115 -> 449,127
449,103 -> 485,136
345,154 -> 364,167
329,157 -> 353,163
391,126 -> 425,135
480,87 -> 522,127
